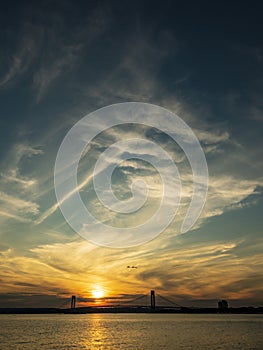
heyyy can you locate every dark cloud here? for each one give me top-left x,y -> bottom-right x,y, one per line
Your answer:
0,293 -> 65,308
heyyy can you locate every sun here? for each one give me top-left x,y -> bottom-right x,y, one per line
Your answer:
92,288 -> 104,299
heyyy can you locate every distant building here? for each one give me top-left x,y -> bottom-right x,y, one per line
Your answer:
218,299 -> 228,309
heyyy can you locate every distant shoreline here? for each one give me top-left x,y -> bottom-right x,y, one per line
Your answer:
0,307 -> 262,314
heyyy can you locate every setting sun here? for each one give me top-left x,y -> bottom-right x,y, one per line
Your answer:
92,289 -> 104,299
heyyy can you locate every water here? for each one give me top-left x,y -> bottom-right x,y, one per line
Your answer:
0,313 -> 262,349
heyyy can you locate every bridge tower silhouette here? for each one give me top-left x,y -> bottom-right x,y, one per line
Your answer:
71,295 -> 76,309
150,290 -> 155,311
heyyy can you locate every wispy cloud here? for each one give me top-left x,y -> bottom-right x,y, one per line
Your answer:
0,24 -> 39,87
35,100 -> 262,236
0,143 -> 43,222
32,5 -> 111,101
0,210 -> 31,223
0,191 -> 39,215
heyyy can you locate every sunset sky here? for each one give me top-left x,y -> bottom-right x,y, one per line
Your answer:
0,0 -> 262,308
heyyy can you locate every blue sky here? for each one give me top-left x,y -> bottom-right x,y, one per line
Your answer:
0,0 -> 262,308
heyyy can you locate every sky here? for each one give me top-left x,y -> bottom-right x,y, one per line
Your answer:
0,0 -> 263,308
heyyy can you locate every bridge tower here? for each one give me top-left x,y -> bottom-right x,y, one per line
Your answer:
150,290 -> 155,311
71,295 -> 76,309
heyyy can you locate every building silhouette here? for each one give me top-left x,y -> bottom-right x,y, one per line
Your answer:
218,299 -> 228,309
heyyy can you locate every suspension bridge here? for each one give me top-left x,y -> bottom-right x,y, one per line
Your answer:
61,290 -> 188,313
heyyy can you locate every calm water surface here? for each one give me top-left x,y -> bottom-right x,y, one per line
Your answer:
0,313 -> 262,349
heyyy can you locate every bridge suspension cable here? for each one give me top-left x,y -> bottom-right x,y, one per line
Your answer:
156,294 -> 183,308
117,294 -> 148,306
